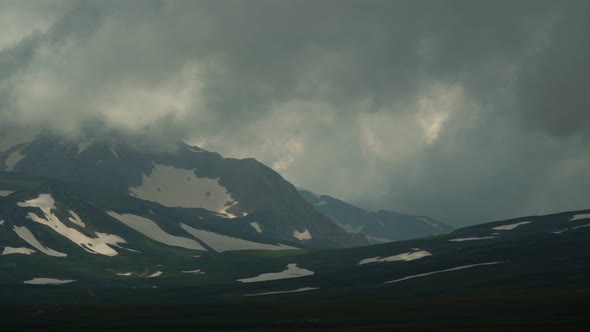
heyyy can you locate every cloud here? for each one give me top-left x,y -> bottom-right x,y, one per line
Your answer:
517,0 -> 590,138
0,0 -> 588,226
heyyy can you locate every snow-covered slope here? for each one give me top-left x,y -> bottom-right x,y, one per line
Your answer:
107,212 -> 206,251
180,224 -> 297,252
19,194 -> 126,256
0,171 -> 310,258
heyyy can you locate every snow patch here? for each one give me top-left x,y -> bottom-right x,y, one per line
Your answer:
147,271 -> 162,278
385,262 -> 506,284
0,219 -> 4,226
250,222 -> 263,233
18,195 -> 126,256
181,269 -> 205,275
129,164 -> 238,217
67,210 -> 85,228
293,229 -> 312,241
417,217 -> 441,228
425,221 -> 441,228
13,225 -> 67,257
110,146 -> 119,159
0,190 -> 14,197
492,221 -> 530,231
555,223 -> 590,234
572,223 -> 590,230
359,250 -> 431,265
245,287 -> 319,297
449,236 -> 495,242
24,278 -> 75,285
4,147 -> 26,171
570,213 -> 590,222
222,201 -> 240,218
187,146 -> 203,153
237,264 -> 314,283
332,218 -> 364,234
116,272 -> 132,276
116,245 -> 141,253
366,235 -> 392,243
77,139 -> 94,155
2,247 -> 36,255
181,223 -> 297,252
107,212 -> 206,251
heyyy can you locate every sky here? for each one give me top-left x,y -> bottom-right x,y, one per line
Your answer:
0,0 -> 589,227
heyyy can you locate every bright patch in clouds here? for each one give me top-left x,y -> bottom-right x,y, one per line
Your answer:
0,2 -> 60,49
100,64 -> 204,132
417,84 -> 464,144
189,100 -> 335,182
271,139 -> 304,174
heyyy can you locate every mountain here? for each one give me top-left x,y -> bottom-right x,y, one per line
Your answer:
0,136 -> 367,249
2,194 -> 590,330
299,189 -> 453,242
0,171 -> 310,264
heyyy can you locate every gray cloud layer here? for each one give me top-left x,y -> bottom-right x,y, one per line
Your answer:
0,0 -> 588,226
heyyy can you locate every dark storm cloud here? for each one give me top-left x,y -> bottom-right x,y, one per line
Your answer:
517,0 -> 590,138
0,0 -> 588,226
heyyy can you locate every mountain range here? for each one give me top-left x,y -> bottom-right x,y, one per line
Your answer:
298,189 -> 453,242
1,135 -> 589,330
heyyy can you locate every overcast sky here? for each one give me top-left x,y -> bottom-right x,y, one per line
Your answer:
0,0 -> 589,227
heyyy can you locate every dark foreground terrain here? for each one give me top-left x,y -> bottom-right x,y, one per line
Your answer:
2,288 -> 590,331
